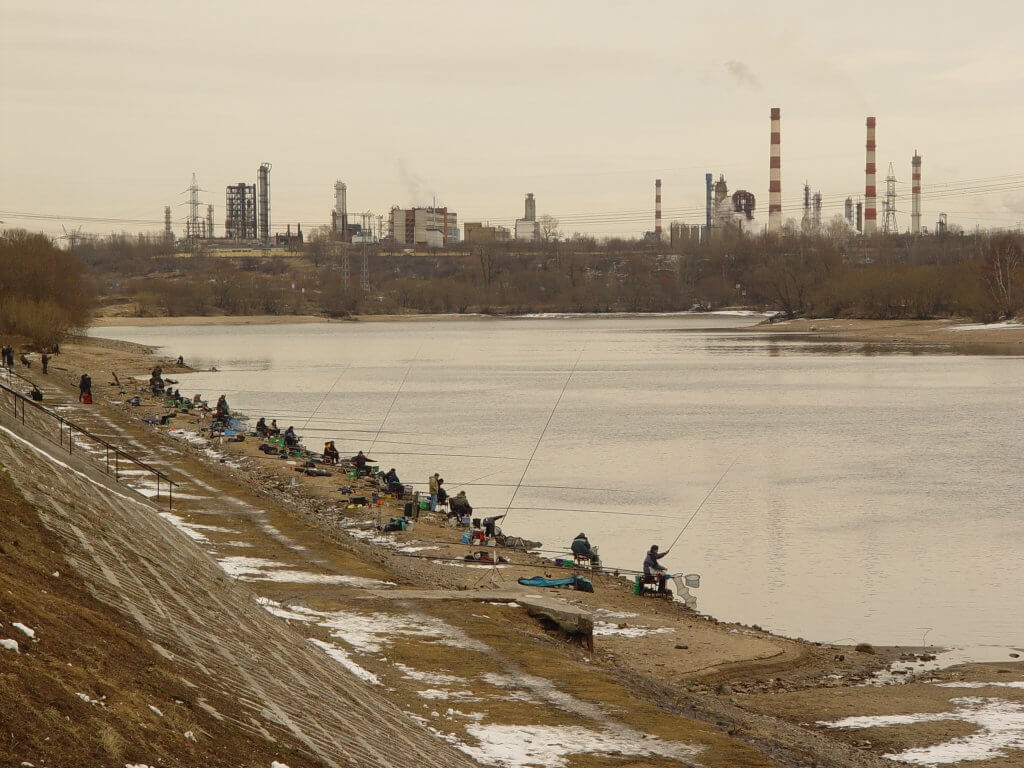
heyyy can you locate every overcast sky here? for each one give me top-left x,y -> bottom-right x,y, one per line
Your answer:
2,0 -> 1023,238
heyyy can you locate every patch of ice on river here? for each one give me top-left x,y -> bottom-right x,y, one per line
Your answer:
593,621 -> 673,638
819,696 -> 1024,765
950,320 -> 1024,331
450,723 -> 703,768
308,639 -> 380,685
868,646 -> 1024,686
218,556 -> 394,587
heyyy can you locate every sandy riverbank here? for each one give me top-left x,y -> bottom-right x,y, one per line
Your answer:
10,333 -> 1021,766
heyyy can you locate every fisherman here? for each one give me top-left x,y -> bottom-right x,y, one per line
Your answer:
255,417 -> 268,436
482,514 -> 505,538
216,394 -> 230,418
351,450 -> 372,475
19,353 -> 30,368
449,490 -> 472,519
40,352 -> 49,374
322,441 -> 340,465
29,384 -> 43,401
571,532 -> 600,566
428,472 -> 440,512
284,426 -> 299,447
78,373 -> 92,403
176,355 -> 184,366
643,544 -> 671,594
269,419 -> 280,436
436,478 -> 448,509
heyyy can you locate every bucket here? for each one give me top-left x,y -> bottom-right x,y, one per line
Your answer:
683,573 -> 701,588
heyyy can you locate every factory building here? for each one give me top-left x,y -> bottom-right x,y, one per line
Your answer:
390,207 -> 459,248
515,193 -> 540,242
225,183 -> 258,239
464,222 -> 511,244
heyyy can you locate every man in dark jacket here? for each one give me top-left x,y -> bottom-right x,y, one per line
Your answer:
643,545 -> 671,593
571,533 -> 600,566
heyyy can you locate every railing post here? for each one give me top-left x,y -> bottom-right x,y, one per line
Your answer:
69,426 -> 73,455
105,446 -> 110,475
156,473 -> 160,501
115,451 -> 119,481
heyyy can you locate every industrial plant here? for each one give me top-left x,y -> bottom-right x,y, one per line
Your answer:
162,107 -> 954,255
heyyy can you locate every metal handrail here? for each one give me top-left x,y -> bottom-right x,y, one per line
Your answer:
0,374 -> 176,509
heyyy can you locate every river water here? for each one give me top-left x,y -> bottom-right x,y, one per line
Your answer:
94,315 -> 1024,648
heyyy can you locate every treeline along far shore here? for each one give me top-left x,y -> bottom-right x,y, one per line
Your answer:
1,222 -> 1022,346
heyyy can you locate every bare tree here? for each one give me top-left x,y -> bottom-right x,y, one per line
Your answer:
982,235 -> 1023,318
539,215 -> 561,242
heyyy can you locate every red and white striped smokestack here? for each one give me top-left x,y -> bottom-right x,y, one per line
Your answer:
768,107 -> 782,232
911,151 -> 922,235
655,178 -> 663,239
864,117 -> 877,234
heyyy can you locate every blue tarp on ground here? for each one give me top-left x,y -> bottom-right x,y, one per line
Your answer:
517,575 -> 594,592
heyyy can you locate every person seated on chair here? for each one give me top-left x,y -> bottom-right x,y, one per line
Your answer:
643,544 -> 671,593
571,532 -> 600,566
283,426 -> 299,447
449,490 -> 472,519
351,450 -> 374,476
322,440 -> 340,465
436,478 -> 448,509
256,417 -> 268,437
383,467 -> 403,494
268,419 -> 280,436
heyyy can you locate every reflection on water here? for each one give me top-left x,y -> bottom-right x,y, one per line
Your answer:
93,315 -> 1024,647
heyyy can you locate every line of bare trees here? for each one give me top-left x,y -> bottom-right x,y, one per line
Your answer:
36,223 -> 1024,324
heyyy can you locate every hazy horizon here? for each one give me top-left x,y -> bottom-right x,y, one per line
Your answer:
3,0 -> 1023,239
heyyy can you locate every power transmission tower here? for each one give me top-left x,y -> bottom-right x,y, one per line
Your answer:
360,212 -> 372,292
882,162 -> 899,234
182,173 -> 207,253
341,247 -> 350,290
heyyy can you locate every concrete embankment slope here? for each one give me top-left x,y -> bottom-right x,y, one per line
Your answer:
0,409 -> 479,768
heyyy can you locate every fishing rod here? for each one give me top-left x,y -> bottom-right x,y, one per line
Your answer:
301,365 -> 351,430
405,481 -> 630,494
471,505 -> 683,521
368,344 -> 422,453
666,456 -> 739,551
503,348 -> 585,522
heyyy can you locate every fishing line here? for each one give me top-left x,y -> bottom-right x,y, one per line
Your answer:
667,456 -> 739,551
503,348 -> 585,522
368,344 -> 422,452
300,365 -> 351,430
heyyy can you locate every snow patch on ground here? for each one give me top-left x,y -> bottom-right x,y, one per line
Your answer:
1,638 -> 19,653
218,556 -> 394,587
308,639 -> 380,685
820,696 -> 1024,765
12,622 -> 35,639
938,681 -> 1024,689
315,608 -> 488,654
593,621 -> 673,638
393,662 -> 465,686
454,724 -> 703,768
416,688 -> 480,701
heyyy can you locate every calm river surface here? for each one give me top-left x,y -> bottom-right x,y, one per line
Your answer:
95,315 -> 1024,648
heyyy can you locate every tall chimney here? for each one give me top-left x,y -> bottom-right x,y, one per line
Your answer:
864,117 -> 877,234
705,173 -> 713,230
655,178 -> 663,240
911,151 -> 922,235
768,107 -> 782,232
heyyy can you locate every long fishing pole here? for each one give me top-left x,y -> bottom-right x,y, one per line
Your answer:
503,348 -> 585,521
301,365 -> 351,430
667,456 -> 739,551
368,345 -> 422,453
